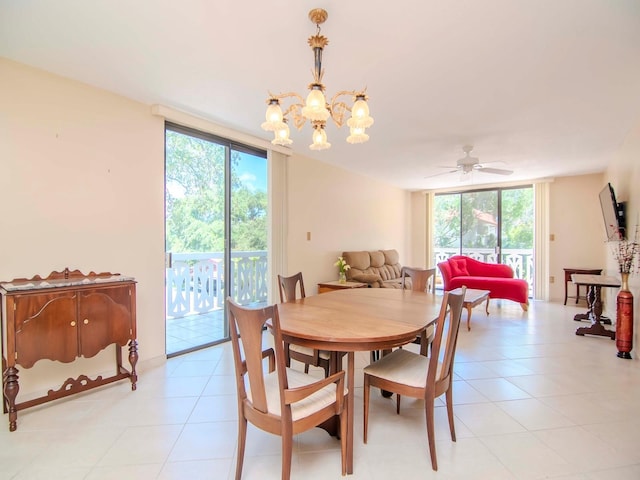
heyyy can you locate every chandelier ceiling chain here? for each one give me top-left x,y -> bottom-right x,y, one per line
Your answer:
261,8 -> 374,150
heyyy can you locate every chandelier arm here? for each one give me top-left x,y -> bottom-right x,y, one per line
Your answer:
328,90 -> 364,127
269,92 -> 306,104
329,90 -> 360,111
287,104 -> 306,130
329,101 -> 349,127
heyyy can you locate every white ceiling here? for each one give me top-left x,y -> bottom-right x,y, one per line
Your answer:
2,0 -> 639,190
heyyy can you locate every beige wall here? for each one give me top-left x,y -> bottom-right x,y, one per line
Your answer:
285,154 -> 411,293
604,117 -> 640,340
548,173 -> 606,302
1,58 -> 166,395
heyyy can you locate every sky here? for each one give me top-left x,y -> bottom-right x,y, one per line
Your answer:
236,152 -> 267,192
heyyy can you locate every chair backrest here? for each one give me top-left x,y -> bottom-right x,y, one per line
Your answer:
426,287 -> 466,390
227,298 -> 288,415
278,272 -> 306,303
401,266 -> 436,294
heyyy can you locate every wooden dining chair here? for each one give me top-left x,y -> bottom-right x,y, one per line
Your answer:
401,266 -> 437,356
401,266 -> 437,294
363,287 -> 466,471
227,298 -> 347,480
278,272 -> 331,377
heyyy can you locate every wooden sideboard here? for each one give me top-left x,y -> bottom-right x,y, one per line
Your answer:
1,268 -> 138,431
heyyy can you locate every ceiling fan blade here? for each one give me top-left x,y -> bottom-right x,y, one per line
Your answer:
476,166 -> 513,175
424,168 -> 459,179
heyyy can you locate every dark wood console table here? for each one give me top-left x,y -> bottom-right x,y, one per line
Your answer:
1,268 -> 138,431
563,268 -> 602,305
571,274 -> 619,340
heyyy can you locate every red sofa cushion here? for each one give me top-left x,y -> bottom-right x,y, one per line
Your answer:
449,276 -> 529,304
449,258 -> 469,277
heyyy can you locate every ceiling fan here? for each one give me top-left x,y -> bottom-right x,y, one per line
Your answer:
431,145 -> 514,178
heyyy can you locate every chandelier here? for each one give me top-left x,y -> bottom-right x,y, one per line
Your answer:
261,8 -> 374,150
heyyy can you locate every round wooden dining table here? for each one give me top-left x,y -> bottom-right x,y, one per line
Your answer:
277,287 -> 442,475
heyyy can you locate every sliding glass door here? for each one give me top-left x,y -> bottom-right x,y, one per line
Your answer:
164,123 -> 267,356
434,186 -> 534,294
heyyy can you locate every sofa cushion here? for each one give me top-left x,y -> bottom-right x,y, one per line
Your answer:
449,275 -> 528,304
370,251 -> 385,268
344,251 -> 371,271
382,249 -> 400,265
450,258 -> 469,277
352,273 -> 383,285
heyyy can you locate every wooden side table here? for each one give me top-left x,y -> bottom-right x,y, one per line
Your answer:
564,268 -> 602,305
317,280 -> 367,294
571,273 -> 619,339
463,289 -> 491,331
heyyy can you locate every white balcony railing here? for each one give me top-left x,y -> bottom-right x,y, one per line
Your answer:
434,248 -> 534,296
166,251 -> 267,318
166,248 -> 533,318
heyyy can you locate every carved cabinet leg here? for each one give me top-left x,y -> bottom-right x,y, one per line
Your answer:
128,339 -> 138,391
3,367 -> 19,432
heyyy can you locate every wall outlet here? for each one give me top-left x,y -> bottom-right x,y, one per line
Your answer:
550,276 -> 555,283
549,233 -> 555,241
306,232 -> 311,241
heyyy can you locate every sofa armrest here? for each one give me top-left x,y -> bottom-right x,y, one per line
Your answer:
351,273 -> 383,287
437,261 -> 453,290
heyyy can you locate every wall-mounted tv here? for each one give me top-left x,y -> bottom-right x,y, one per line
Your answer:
599,183 -> 626,241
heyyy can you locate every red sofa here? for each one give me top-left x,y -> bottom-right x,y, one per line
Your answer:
438,255 -> 529,311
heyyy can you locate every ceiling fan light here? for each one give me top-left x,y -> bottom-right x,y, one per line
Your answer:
261,100 -> 284,131
302,88 -> 330,121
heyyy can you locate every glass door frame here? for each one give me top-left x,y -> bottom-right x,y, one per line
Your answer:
164,122 -> 267,357
433,185 -> 534,294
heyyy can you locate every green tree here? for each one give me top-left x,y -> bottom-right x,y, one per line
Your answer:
165,130 -> 267,253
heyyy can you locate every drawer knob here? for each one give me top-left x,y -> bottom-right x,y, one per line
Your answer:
70,321 -> 76,327
83,319 -> 89,325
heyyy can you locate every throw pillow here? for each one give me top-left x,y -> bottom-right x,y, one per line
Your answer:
450,258 -> 469,277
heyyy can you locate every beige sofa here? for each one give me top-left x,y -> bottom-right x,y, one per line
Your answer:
342,249 -> 404,288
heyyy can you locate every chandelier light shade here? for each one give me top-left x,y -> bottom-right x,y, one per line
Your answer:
273,120 -> 293,146
310,122 -> 331,150
261,99 -> 284,131
261,8 -> 373,150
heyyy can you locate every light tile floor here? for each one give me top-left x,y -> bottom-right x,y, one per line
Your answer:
2,300 -> 640,479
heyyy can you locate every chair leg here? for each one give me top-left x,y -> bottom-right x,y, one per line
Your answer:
445,387 -> 456,442
396,394 -> 401,414
340,404 -> 348,476
235,417 -> 247,480
425,395 -> 438,471
284,343 -> 292,367
363,375 -> 370,443
281,428 -> 293,480
304,363 -> 310,374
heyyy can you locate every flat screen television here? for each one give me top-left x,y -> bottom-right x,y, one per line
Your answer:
599,183 -> 625,241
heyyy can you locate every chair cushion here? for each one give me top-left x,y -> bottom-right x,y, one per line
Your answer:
289,344 -> 331,360
252,369 -> 342,420
364,348 -> 441,388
